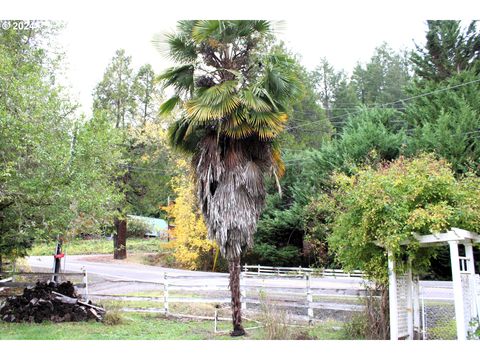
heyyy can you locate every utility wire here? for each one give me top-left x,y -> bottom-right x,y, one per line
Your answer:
285,78 -> 480,132
122,129 -> 480,171
281,130 -> 480,166
289,106 -> 406,117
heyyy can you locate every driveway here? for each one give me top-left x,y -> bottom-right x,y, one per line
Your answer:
25,255 -> 454,300
27,255 -> 364,289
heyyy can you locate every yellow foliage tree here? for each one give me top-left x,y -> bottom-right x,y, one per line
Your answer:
163,159 -> 219,271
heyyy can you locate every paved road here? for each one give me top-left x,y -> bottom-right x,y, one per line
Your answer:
27,255 -> 365,289
25,255 -> 454,300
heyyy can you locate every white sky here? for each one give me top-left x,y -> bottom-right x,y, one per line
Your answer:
3,0 -> 480,116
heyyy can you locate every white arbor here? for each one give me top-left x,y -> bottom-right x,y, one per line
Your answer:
387,228 -> 479,340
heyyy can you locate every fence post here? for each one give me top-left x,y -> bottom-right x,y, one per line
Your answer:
257,264 -> 260,275
163,272 -> 169,316
214,306 -> 219,333
82,267 -> 89,302
306,274 -> 313,324
240,272 -> 246,311
421,286 -> 427,340
412,277 -> 420,339
449,241 -> 466,340
465,243 -> 479,320
388,250 -> 399,340
406,262 -> 414,340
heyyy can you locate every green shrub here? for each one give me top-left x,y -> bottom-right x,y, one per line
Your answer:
102,307 -> 124,326
126,219 -> 149,238
244,243 -> 301,267
328,154 -> 480,285
468,317 -> 480,340
343,313 -> 368,339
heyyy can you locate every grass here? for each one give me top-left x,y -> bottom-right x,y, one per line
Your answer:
29,238 -> 166,256
0,313 -> 225,340
308,320 -> 348,339
97,299 -> 232,320
0,313 -> 348,340
97,299 -> 216,311
313,295 -> 363,304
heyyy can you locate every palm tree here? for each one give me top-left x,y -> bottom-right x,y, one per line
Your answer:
157,20 -> 300,336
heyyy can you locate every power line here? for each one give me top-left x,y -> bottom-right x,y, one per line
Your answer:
118,131 -> 480,172
280,130 -> 480,166
379,79 -> 480,108
289,106 -> 406,117
285,78 -> 480,132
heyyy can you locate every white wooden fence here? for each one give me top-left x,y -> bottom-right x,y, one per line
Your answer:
87,271 -> 369,323
242,264 -> 365,278
0,266 -> 368,324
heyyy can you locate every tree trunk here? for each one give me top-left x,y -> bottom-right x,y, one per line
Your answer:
0,254 -> 2,275
228,257 -> 245,336
380,285 -> 390,340
365,284 -> 390,339
113,217 -> 127,260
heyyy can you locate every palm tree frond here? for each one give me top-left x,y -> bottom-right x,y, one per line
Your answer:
159,95 -> 181,116
270,144 -> 285,178
186,95 -> 240,123
197,80 -> 238,105
167,117 -> 202,154
186,81 -> 241,123
158,65 -> 195,96
251,20 -> 272,34
164,33 -> 197,63
221,118 -> 254,139
192,20 -> 221,42
240,89 -> 272,112
265,68 -> 289,97
246,112 -> 288,140
258,88 -> 278,112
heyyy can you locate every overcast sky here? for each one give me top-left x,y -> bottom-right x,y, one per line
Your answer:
4,0 -> 479,115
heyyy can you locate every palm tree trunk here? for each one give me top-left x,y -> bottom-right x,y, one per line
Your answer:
228,257 -> 245,336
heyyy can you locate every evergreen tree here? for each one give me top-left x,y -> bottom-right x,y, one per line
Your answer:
411,20 -> 480,83
93,49 -> 135,128
351,43 -> 411,107
312,58 -> 342,120
405,21 -> 480,174
131,64 -> 159,126
282,52 -> 332,149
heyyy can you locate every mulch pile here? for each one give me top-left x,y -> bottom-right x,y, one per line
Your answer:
0,281 -> 105,323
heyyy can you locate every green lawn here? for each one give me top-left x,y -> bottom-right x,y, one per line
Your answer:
29,238 -> 166,256
0,313 -> 348,340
